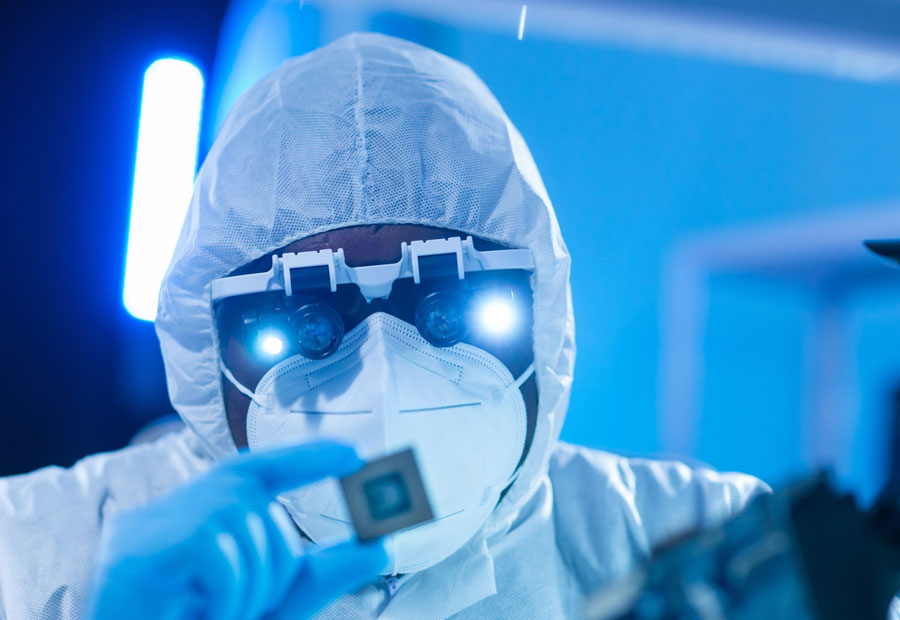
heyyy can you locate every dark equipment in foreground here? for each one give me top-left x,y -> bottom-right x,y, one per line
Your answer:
865,239 -> 900,267
583,474 -> 900,620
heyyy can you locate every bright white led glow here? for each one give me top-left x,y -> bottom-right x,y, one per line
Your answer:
476,296 -> 518,336
259,333 -> 285,356
123,58 -> 204,321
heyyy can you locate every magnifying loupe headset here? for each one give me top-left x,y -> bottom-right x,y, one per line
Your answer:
211,236 -> 535,362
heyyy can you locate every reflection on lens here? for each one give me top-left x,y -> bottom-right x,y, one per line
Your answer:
415,291 -> 467,347
292,302 -> 345,359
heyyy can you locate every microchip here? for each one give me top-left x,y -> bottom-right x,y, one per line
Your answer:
339,449 -> 434,541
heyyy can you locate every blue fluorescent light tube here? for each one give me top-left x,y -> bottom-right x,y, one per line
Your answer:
123,58 -> 204,321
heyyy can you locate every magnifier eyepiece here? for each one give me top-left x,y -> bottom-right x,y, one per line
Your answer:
291,301 -> 345,360
415,290 -> 467,347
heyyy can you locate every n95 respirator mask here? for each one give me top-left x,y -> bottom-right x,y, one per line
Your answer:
230,312 -> 530,575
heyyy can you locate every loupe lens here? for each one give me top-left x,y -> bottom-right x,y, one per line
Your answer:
291,302 -> 344,359
415,290 -> 467,347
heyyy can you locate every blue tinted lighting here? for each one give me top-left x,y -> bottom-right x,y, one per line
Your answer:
123,58 -> 204,321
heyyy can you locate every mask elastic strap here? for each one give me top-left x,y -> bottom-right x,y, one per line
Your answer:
498,363 -> 536,491
484,363 -> 535,496
221,363 -> 272,409
512,363 -> 535,391
481,469 -> 523,506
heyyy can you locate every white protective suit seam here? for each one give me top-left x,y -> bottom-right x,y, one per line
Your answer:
352,38 -> 371,217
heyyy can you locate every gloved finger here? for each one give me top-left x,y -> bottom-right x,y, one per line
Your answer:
266,539 -> 388,620
259,502 -> 307,610
212,481 -> 306,617
229,441 -> 364,495
215,506 -> 272,620
192,521 -> 248,620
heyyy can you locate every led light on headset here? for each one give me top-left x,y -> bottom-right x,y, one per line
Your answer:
258,331 -> 286,356
473,291 -> 518,337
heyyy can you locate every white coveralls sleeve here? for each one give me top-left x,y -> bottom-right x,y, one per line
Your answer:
0,431 -> 210,620
438,444 -> 769,620
549,442 -> 771,592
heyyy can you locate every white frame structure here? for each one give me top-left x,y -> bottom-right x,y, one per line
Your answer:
658,204 -> 900,474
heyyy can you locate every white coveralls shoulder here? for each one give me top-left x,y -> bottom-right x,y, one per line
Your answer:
0,33 -> 769,620
0,431 -> 211,619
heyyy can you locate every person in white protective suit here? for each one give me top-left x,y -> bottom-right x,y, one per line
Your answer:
0,33 -> 768,620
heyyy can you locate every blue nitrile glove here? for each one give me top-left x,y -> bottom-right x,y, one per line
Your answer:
88,441 -> 387,620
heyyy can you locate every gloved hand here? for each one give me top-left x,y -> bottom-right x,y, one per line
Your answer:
88,441 -> 387,620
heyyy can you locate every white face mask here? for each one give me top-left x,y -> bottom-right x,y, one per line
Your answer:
227,312 -> 532,575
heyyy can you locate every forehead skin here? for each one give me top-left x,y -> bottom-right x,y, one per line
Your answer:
289,224 -> 485,265
233,224 -> 509,276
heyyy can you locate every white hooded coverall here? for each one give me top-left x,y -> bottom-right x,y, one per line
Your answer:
0,33 -> 767,620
